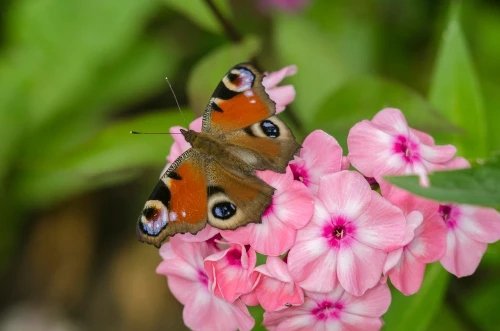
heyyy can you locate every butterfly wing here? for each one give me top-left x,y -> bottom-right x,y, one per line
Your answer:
137,149 -> 208,247
205,159 -> 274,230
223,115 -> 301,173
138,150 -> 275,247
202,63 -> 275,133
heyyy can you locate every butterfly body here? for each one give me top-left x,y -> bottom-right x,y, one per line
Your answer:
138,64 -> 299,247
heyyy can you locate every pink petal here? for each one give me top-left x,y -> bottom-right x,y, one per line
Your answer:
420,143 -> 456,164
371,108 -> 410,136
410,128 -> 435,145
292,130 -> 344,192
341,283 -> 391,317
387,250 -> 426,295
434,156 -> 470,171
204,244 -> 256,302
262,65 -> 298,88
183,295 -> 254,331
317,171 -> 372,220
383,248 -> 403,274
189,116 -> 203,131
408,213 -> 446,263
166,275 -> 204,305
255,275 -> 304,311
254,257 -> 304,311
337,240 -> 387,296
256,256 -> 293,282
273,180 -> 314,229
457,206 -> 500,243
176,225 -> 219,242
340,314 -> 383,331
167,125 -> 190,163
223,212 -> 297,256
267,85 -> 296,113
241,290 -> 259,306
440,228 -> 487,277
264,310 -> 317,331
354,193 -> 406,251
288,241 -> 338,292
347,121 -> 401,177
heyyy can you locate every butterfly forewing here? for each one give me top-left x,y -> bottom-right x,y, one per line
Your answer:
202,64 -> 276,133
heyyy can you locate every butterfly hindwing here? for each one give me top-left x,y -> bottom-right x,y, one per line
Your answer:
205,159 -> 274,229
137,150 -> 208,247
223,115 -> 301,173
202,63 -> 275,133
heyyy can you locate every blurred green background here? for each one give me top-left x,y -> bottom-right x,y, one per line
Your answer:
0,0 -> 499,330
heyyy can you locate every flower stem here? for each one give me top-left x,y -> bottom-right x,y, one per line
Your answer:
204,0 -> 242,42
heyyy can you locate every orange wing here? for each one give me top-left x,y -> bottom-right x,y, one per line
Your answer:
137,150 -> 208,247
202,63 -> 275,133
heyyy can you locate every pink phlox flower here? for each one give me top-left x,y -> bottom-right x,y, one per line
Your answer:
156,237 -> 254,331
289,130 -> 348,193
425,157 -> 500,277
263,283 -> 391,331
347,108 -> 457,186
221,167 -> 314,256
439,203 -> 500,277
204,243 -> 257,302
251,256 -> 304,312
287,170 -> 406,296
262,65 -> 297,113
381,184 -> 447,295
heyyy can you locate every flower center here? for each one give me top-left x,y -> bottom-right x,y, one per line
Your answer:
322,216 -> 354,248
333,225 -> 345,239
226,248 -> 242,266
197,269 -> 209,287
439,204 -> 458,228
311,300 -> 343,321
393,135 -> 420,164
290,163 -> 310,186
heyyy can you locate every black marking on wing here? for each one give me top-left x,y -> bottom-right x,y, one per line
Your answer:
167,171 -> 182,180
213,81 -> 238,100
210,100 -> 223,112
148,180 -> 171,207
244,127 -> 256,137
207,185 -> 225,197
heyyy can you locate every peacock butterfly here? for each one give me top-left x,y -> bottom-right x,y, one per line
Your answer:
137,63 -> 300,247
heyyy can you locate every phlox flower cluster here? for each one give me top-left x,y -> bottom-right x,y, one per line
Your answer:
155,67 -> 500,331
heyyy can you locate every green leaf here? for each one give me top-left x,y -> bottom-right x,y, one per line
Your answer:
274,14 -> 347,124
163,0 -> 231,34
483,82 -> 500,152
23,36 -> 178,162
248,306 -> 266,331
426,306 -> 468,331
384,264 -> 449,331
428,5 -> 487,158
14,111 -> 191,207
187,36 -> 261,114
311,76 -> 451,150
6,0 -> 160,126
387,161 -> 500,209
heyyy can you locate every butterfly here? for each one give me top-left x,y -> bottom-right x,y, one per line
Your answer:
137,63 -> 300,247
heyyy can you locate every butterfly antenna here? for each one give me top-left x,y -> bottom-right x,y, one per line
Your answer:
130,131 -> 183,135
165,76 -> 183,115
